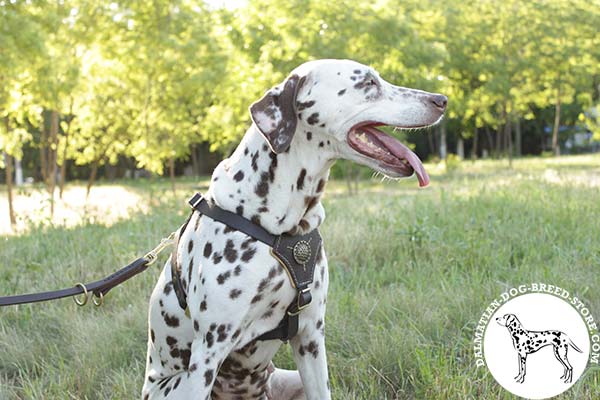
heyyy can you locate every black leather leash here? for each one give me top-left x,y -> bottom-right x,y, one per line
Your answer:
171,193 -> 321,342
0,235 -> 175,308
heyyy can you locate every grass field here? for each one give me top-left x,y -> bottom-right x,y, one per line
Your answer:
1,155 -> 600,399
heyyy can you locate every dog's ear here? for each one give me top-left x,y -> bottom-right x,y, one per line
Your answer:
250,74 -> 305,153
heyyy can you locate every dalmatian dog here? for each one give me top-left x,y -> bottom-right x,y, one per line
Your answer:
496,313 -> 583,383
142,59 -> 447,399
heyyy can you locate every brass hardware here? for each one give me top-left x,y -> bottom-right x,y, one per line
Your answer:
73,283 -> 89,306
145,232 -> 177,265
92,291 -> 104,307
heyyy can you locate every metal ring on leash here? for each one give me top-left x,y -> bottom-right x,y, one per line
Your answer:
92,291 -> 104,307
73,283 -> 89,306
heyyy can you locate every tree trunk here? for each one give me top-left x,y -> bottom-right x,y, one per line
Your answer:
426,130 -> 435,156
505,115 -> 513,167
552,85 -> 561,156
59,119 -> 72,199
3,118 -> 16,228
514,118 -> 522,156
40,111 -> 48,184
86,157 -> 101,198
457,136 -> 464,159
495,124 -> 503,158
484,126 -> 493,158
169,157 -> 176,196
48,110 -> 59,216
439,122 -> 447,160
190,144 -> 199,177
471,127 -> 478,160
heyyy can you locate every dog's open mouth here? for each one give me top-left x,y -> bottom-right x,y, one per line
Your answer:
347,122 -> 430,187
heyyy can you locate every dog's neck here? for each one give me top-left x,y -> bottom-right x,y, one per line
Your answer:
207,125 -> 334,235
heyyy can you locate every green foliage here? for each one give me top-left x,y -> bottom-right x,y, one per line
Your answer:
1,0 -> 599,174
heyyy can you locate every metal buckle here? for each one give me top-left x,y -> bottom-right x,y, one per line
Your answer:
287,288 -> 311,316
189,193 -> 203,209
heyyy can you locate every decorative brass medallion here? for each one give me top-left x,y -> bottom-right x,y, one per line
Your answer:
292,240 -> 311,265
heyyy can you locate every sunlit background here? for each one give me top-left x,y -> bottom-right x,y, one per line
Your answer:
1,0 -> 599,232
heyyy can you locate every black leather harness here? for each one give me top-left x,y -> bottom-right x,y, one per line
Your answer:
170,193 -> 322,342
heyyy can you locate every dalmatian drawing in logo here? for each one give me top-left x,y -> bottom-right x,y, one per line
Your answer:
495,313 -> 583,384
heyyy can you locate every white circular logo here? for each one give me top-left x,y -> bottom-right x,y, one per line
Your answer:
483,293 -> 590,399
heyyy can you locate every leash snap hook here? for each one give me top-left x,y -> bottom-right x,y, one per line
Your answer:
73,283 -> 90,306
145,232 -> 177,266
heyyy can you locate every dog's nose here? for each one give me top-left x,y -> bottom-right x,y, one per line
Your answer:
430,94 -> 448,111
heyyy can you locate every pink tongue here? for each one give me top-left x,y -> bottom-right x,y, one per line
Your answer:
365,126 -> 430,187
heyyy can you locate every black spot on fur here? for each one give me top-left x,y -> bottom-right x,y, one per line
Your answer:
187,240 -> 194,253
164,313 -> 180,327
297,100 -> 315,111
251,215 -> 261,225
297,169 -> 307,190
233,169 -> 244,182
212,252 -> 223,264
230,288 -> 242,299
236,205 -> 244,215
217,324 -> 230,342
272,280 -> 285,292
317,178 -> 326,192
204,369 -> 214,386
306,131 -> 312,140
203,242 -> 212,258
268,152 -> 278,182
337,89 -> 346,96
194,320 -> 199,332
255,172 -> 270,197
307,113 -> 320,125
163,282 -> 173,295
166,336 -> 178,346
224,239 -> 238,263
217,270 -> 232,284
319,141 -> 324,147
241,247 -> 256,262
251,152 -> 259,172
150,329 -> 155,343
188,257 -> 194,286
251,294 -> 262,303
233,265 -> 242,276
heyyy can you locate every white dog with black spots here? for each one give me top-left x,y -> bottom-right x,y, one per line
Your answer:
142,59 -> 447,400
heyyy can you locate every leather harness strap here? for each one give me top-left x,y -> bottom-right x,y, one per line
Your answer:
170,193 -> 321,342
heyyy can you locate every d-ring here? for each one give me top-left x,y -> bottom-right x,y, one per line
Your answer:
73,283 -> 89,306
92,291 -> 104,307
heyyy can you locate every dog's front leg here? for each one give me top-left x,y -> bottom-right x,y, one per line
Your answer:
291,328 -> 330,400
290,277 -> 331,400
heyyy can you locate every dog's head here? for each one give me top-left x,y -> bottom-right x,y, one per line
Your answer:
496,314 -> 520,328
250,59 -> 446,187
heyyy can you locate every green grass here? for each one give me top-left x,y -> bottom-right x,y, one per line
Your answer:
1,155 -> 600,399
